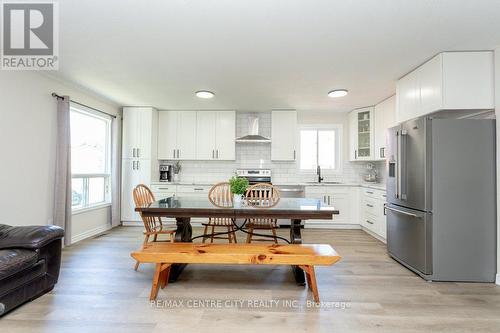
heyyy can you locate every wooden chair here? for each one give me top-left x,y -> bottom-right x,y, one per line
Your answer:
244,183 -> 281,243
202,182 -> 237,243
133,184 -> 176,271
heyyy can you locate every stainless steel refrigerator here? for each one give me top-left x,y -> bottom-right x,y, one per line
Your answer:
386,116 -> 496,282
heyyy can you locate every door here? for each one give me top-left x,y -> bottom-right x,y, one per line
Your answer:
122,108 -> 140,159
386,125 -> 400,203
121,159 -> 141,222
176,111 -> 197,160
386,204 -> 432,275
215,111 -> 236,160
158,111 -> 177,159
356,107 -> 374,159
196,111 -> 217,160
271,111 -> 297,161
348,111 -> 358,161
374,96 -> 395,160
137,108 -> 153,159
399,117 -> 429,211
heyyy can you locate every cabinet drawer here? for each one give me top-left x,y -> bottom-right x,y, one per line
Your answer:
176,185 -> 211,193
362,213 -> 378,232
363,198 -> 378,216
362,187 -> 387,201
152,191 -> 175,200
150,184 -> 177,192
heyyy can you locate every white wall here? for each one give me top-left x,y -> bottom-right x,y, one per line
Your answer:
0,71 -> 120,243
495,47 -> 500,285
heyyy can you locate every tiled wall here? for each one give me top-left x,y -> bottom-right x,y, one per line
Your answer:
160,112 -> 386,185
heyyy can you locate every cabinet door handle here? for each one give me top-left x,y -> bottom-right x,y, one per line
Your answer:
132,161 -> 136,170
137,161 -> 140,170
293,150 -> 296,160
366,191 -> 374,194
177,149 -> 180,159
133,148 -> 136,158
366,203 -> 374,208
366,220 -> 374,225
355,150 -> 357,159
216,150 -> 219,159
158,188 -> 170,190
323,195 -> 326,203
380,147 -> 385,158
212,150 -> 215,159
137,148 -> 140,158
194,188 -> 204,191
327,196 -> 330,205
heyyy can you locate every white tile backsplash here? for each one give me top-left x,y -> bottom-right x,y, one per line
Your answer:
161,112 -> 386,185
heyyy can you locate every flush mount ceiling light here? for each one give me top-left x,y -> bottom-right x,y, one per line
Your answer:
195,90 -> 215,99
328,89 -> 348,98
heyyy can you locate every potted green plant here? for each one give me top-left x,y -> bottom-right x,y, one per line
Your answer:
229,176 -> 249,205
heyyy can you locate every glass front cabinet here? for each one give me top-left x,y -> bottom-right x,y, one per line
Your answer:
349,107 -> 374,161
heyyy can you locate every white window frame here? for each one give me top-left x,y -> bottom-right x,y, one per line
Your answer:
70,103 -> 112,213
298,124 -> 343,173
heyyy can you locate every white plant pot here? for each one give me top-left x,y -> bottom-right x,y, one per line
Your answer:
173,173 -> 180,182
233,194 -> 243,206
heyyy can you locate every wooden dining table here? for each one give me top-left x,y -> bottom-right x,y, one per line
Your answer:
135,196 -> 339,284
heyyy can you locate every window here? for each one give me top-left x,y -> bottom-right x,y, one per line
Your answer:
70,104 -> 112,211
299,126 -> 341,170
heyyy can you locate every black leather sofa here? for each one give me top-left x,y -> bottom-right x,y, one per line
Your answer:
0,224 -> 64,316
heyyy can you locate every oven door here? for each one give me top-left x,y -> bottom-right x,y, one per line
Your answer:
386,204 -> 432,275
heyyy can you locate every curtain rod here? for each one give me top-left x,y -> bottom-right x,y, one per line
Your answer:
51,93 -> 117,119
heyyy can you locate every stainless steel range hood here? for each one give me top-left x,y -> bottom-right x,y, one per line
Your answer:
235,116 -> 271,143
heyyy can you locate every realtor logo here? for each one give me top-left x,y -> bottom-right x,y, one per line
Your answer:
1,1 -> 58,70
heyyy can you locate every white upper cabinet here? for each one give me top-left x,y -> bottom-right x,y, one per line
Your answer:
271,111 -> 297,161
196,111 -> 235,160
158,111 -> 197,160
176,111 -> 197,160
196,112 -> 217,160
397,51 -> 494,123
122,107 -> 158,160
215,111 -> 236,160
348,107 -> 374,161
157,111 -> 177,160
374,96 -> 396,160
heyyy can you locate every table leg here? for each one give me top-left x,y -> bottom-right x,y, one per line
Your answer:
169,217 -> 192,282
290,219 -> 306,285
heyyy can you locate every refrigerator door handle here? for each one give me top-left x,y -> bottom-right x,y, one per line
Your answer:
400,129 -> 408,201
386,206 -> 421,218
395,130 -> 400,199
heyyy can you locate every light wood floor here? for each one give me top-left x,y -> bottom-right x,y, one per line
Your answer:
2,226 -> 500,333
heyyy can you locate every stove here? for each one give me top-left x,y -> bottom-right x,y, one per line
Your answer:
235,169 -> 271,185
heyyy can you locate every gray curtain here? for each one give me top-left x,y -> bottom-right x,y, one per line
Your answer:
111,114 -> 122,227
53,96 -> 72,246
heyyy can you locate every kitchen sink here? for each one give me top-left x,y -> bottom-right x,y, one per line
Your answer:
305,181 -> 342,184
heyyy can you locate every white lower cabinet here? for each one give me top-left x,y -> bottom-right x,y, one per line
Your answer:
121,159 -> 152,222
305,186 -> 357,227
360,187 -> 387,241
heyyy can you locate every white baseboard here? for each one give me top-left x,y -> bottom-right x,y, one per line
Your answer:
496,274 -> 500,285
71,224 -> 112,244
304,223 -> 361,229
361,226 -> 387,244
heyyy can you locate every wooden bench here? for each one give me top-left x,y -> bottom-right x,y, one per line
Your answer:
131,243 -> 341,302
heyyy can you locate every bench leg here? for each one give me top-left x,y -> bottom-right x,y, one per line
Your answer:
160,264 -> 171,289
299,265 -> 320,303
150,263 -> 163,300
150,263 -> 171,300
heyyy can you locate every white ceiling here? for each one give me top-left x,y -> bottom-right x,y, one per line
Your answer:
52,0 -> 500,112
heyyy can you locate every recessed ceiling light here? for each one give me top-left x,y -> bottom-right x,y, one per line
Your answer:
328,89 -> 348,98
195,90 -> 215,99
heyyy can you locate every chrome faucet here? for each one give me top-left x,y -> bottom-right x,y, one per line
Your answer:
316,165 -> 324,183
